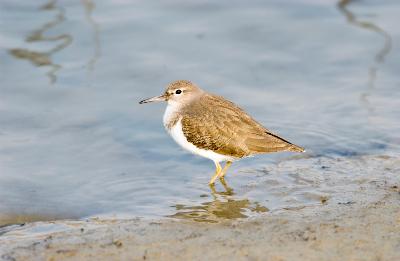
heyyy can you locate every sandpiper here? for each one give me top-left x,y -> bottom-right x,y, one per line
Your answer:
139,80 -> 304,185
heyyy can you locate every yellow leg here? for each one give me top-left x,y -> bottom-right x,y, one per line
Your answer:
219,177 -> 234,196
218,161 -> 232,179
209,162 -> 222,185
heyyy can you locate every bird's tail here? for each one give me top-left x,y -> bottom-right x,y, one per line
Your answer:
287,144 -> 305,153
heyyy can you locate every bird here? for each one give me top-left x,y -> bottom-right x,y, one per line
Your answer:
139,80 -> 305,185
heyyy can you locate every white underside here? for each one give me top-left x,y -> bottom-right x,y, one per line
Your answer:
163,103 -> 235,163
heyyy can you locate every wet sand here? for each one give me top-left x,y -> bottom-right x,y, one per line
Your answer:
1,180 -> 399,261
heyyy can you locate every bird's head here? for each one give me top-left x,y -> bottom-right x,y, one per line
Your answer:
139,80 -> 203,106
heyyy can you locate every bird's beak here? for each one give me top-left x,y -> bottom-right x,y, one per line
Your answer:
139,94 -> 167,104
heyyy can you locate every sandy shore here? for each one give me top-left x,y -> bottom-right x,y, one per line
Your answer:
1,182 -> 399,261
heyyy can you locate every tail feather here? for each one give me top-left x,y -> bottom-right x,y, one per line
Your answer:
244,130 -> 305,155
263,130 -> 305,153
287,144 -> 305,153
245,137 -> 305,154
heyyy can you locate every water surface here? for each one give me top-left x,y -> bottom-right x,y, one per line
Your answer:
0,0 -> 399,225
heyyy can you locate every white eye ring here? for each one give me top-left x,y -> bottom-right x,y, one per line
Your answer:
175,89 -> 182,94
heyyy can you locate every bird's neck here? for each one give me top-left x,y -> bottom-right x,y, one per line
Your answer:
163,102 -> 182,130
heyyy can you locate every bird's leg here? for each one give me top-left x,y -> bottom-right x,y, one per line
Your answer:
218,161 -> 232,179
219,177 -> 234,196
209,183 -> 218,197
209,162 -> 222,185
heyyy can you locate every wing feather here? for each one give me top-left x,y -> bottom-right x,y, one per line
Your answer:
181,94 -> 304,158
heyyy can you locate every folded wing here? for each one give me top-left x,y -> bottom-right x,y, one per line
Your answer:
181,94 -> 304,159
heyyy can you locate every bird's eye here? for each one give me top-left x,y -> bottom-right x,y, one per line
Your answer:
175,89 -> 182,94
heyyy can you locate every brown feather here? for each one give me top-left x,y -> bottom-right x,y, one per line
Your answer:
180,93 -> 304,159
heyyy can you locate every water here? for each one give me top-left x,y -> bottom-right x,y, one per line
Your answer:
0,0 -> 399,226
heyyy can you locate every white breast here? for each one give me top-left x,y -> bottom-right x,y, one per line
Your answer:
163,102 -> 179,128
163,103 -> 235,163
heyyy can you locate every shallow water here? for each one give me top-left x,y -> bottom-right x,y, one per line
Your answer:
0,0 -> 399,226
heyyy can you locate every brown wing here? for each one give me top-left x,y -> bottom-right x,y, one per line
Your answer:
181,94 -> 304,159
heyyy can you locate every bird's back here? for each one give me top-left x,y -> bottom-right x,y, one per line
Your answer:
180,93 -> 304,158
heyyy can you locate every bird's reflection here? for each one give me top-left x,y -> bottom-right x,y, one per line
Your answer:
169,179 -> 268,223
337,0 -> 392,115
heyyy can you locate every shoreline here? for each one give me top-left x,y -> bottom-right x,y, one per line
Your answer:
1,184 -> 399,261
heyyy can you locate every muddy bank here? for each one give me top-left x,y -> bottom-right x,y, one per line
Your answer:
1,184 -> 399,261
